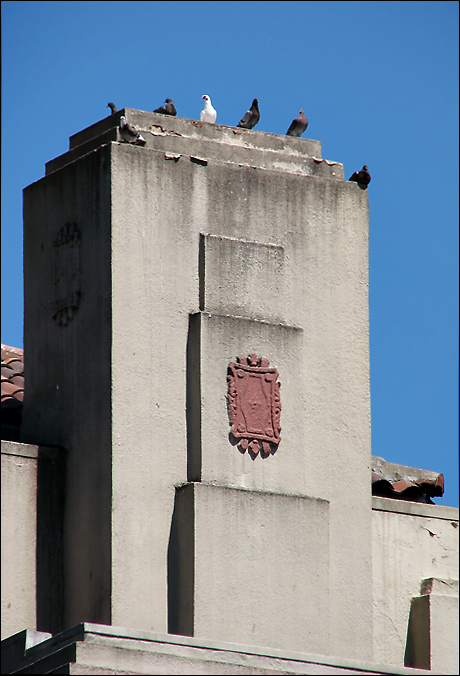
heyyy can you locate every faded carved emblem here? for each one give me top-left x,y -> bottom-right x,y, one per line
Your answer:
52,223 -> 81,326
227,353 -> 281,457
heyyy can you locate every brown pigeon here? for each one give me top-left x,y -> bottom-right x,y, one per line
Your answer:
237,98 -> 260,129
107,102 -> 118,114
119,116 -> 146,146
349,165 -> 371,187
153,99 -> 177,116
286,109 -> 308,137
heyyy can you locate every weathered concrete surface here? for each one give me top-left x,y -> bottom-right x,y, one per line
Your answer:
200,234 -> 287,323
22,145 -> 113,631
1,442 -> 38,639
170,483 -> 330,654
68,108 -> 323,157
2,440 -> 65,639
372,497 -> 459,670
46,109 -> 344,180
423,579 -> 458,674
404,578 -> 458,673
187,313 -> 305,491
110,142 -> 372,656
1,623 -> 430,676
22,115 -> 372,659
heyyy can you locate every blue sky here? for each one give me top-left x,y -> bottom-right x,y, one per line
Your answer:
1,1 -> 458,506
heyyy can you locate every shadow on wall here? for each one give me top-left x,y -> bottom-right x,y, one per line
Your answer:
167,485 -> 195,637
37,445 -> 65,636
404,596 -> 430,669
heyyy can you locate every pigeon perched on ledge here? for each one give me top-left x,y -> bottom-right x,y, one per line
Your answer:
119,116 -> 146,145
107,102 -> 118,115
237,98 -> 260,129
349,165 -> 371,187
286,109 -> 308,137
153,99 -> 177,116
200,95 -> 217,123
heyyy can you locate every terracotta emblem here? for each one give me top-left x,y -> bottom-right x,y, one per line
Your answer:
227,353 -> 281,457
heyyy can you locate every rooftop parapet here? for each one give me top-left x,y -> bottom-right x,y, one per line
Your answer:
45,108 -> 344,180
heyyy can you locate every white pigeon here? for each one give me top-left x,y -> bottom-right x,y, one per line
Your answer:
200,95 -> 217,124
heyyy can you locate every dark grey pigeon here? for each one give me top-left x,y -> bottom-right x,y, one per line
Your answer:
286,109 -> 308,137
237,98 -> 260,129
119,116 -> 146,146
107,102 -> 118,115
153,99 -> 177,116
349,165 -> 371,187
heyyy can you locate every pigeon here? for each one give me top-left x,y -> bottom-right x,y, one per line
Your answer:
349,165 -> 371,187
237,98 -> 260,129
119,116 -> 146,145
200,95 -> 217,123
107,102 -> 118,115
153,99 -> 177,116
286,109 -> 308,137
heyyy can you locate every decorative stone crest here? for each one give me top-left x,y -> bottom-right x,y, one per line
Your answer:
52,223 -> 81,326
227,353 -> 281,457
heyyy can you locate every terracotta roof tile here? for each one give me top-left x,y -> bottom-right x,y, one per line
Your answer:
2,360 -> 24,375
1,380 -> 24,399
1,343 -> 24,441
371,455 -> 444,504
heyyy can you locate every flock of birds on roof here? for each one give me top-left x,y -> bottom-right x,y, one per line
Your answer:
107,96 -> 371,188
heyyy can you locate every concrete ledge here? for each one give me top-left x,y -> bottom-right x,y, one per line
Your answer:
48,126 -> 342,180
45,127 -> 118,175
372,496 -> 459,521
40,108 -> 348,181
1,440 -> 39,459
1,623 -> 431,675
1,628 -> 51,673
69,109 -> 323,158
46,138 -> 343,189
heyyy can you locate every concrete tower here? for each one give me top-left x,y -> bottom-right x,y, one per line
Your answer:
21,109 -> 373,660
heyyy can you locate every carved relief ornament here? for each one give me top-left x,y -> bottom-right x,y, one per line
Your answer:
52,223 -> 81,326
227,353 -> 281,457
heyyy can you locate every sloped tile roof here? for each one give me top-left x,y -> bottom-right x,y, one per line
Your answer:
1,343 -> 24,441
371,455 -> 444,504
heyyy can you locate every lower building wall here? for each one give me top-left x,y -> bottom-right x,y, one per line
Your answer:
1,441 -> 38,640
1,440 -> 64,640
372,497 -> 459,672
2,440 -> 459,674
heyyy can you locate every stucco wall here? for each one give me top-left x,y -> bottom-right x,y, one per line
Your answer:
22,147 -> 113,632
372,497 -> 459,671
22,112 -> 372,659
1,442 -> 38,639
170,482 -> 330,654
109,131 -> 372,658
